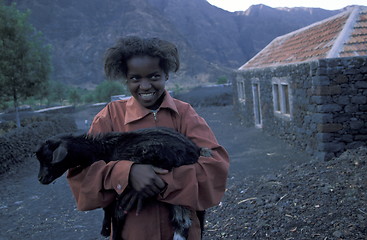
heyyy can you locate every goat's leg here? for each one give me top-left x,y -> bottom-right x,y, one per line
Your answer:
196,210 -> 206,238
169,205 -> 192,240
115,189 -> 145,218
111,215 -> 123,240
100,203 -> 114,237
111,189 -> 139,240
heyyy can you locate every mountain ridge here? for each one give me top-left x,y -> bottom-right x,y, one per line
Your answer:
8,0 -> 344,88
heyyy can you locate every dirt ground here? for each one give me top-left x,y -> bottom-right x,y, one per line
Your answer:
0,94 -> 366,239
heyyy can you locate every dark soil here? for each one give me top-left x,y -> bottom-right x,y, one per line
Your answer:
205,146 -> 367,240
0,87 -> 366,240
0,114 -> 77,174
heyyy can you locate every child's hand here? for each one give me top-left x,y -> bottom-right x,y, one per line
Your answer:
129,164 -> 166,198
152,166 -> 169,174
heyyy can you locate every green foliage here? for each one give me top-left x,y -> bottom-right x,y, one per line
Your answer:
216,76 -> 228,85
68,87 -> 93,105
94,80 -> 127,102
0,2 -> 51,98
32,78 -> 50,105
47,80 -> 67,104
38,80 -> 126,106
0,2 -> 51,126
68,89 -> 80,105
0,94 -> 11,109
0,121 -> 16,135
0,79 -> 129,112
172,83 -> 184,95
82,92 -> 96,104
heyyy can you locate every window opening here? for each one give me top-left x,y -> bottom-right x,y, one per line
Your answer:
237,81 -> 245,102
281,84 -> 290,114
252,83 -> 262,127
273,84 -> 280,112
272,79 -> 291,118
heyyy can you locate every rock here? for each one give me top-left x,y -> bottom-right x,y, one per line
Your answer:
204,146 -> 367,239
332,230 -> 343,238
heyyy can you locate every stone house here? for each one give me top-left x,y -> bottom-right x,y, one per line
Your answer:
233,6 -> 367,160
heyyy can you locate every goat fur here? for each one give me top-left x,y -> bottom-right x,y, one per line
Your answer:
36,127 -> 210,240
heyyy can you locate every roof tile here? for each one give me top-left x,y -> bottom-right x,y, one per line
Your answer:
240,6 -> 367,70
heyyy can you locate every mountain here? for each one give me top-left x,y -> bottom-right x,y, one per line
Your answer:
234,4 -> 341,56
7,0 -> 342,88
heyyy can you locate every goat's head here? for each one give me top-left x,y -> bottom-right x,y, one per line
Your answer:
35,135 -> 72,185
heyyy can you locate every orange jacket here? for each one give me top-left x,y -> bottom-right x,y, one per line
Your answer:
67,91 -> 229,239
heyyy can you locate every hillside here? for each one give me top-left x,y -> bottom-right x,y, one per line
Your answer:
7,0 -> 342,88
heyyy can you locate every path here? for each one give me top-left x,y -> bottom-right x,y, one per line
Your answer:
0,105 -> 311,240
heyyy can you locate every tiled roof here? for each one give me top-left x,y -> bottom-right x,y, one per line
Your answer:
339,7 -> 367,57
239,6 -> 367,70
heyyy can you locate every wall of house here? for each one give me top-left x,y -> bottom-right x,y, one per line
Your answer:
314,56 -> 367,160
234,56 -> 367,161
233,62 -> 316,158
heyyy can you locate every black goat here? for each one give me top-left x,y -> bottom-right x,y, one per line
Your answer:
36,127 -> 210,240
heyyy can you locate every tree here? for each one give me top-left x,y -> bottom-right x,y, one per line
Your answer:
94,80 -> 127,102
0,2 -> 51,127
47,80 -> 67,105
68,88 -> 81,105
216,76 -> 228,85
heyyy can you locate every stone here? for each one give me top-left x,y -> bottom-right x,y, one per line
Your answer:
317,123 -> 343,133
334,114 -> 350,123
344,104 -> 358,113
319,142 -> 345,152
310,96 -> 332,104
344,68 -> 359,75
312,85 -> 342,96
360,66 -> 367,73
311,113 -> 333,123
316,67 -> 328,76
341,134 -> 353,142
350,120 -> 364,130
336,95 -> 350,105
351,96 -> 367,104
316,104 -> 342,113
360,105 -> 367,111
334,74 -> 348,84
312,76 -> 330,85
355,135 -> 367,141
333,230 -> 343,238
316,133 -> 334,141
347,141 -> 365,149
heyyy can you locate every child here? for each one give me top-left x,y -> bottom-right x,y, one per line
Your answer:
67,36 -> 229,240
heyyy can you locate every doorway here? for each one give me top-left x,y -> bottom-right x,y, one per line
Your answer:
252,83 -> 262,128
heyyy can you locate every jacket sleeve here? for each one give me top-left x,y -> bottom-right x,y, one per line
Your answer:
67,105 -> 134,211
157,104 -> 229,211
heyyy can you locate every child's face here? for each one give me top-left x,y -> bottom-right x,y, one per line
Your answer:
126,56 -> 167,109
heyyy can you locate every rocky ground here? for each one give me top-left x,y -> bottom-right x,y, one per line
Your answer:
205,147 -> 367,240
0,86 -> 366,240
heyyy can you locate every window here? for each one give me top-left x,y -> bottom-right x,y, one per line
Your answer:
252,82 -> 262,127
273,84 -> 281,112
237,80 -> 245,103
281,84 -> 290,114
272,78 -> 291,117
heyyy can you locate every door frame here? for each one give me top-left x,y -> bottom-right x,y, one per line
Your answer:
251,80 -> 262,128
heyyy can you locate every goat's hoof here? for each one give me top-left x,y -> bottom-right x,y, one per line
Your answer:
100,228 -> 111,237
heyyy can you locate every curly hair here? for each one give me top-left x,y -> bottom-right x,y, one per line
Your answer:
104,36 -> 180,79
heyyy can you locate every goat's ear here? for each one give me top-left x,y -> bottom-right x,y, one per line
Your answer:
52,145 -> 68,164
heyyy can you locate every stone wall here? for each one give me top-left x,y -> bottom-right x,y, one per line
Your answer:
313,57 -> 367,160
0,114 -> 77,174
234,56 -> 367,161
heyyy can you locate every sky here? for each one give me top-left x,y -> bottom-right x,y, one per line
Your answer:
206,0 -> 367,12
